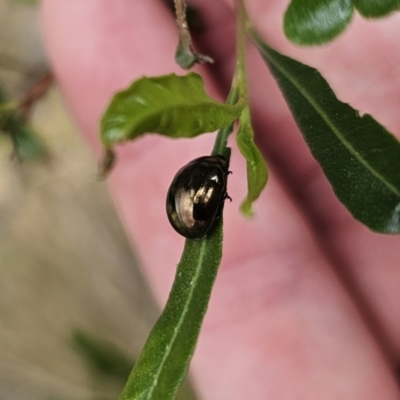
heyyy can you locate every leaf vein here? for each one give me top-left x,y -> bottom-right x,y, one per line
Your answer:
267,51 -> 400,199
145,240 -> 207,400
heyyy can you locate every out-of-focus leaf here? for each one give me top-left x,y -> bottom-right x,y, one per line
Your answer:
12,126 -> 48,161
252,32 -> 400,233
284,0 -> 354,45
119,217 -> 223,400
101,73 -> 243,148
71,329 -> 133,381
0,86 -> 48,161
236,107 -> 268,216
354,0 -> 400,17
11,0 -> 38,5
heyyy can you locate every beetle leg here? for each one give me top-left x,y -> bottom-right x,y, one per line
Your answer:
224,192 -> 233,202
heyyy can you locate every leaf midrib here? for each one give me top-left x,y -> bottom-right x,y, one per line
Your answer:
145,240 -> 207,400
124,101 -> 239,136
265,48 -> 400,199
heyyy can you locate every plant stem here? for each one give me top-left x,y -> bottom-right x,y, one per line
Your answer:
211,86 -> 239,156
211,0 -> 249,157
19,72 -> 54,120
235,0 -> 249,101
173,0 -> 214,69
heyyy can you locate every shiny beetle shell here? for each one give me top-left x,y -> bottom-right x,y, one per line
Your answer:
166,155 -> 229,239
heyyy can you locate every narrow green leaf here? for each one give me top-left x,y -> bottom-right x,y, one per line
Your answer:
354,0 -> 400,17
101,73 -> 243,147
120,219 -> 223,400
251,32 -> 400,233
236,107 -> 268,216
284,0 -> 354,45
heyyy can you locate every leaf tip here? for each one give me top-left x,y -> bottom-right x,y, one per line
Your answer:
240,200 -> 255,218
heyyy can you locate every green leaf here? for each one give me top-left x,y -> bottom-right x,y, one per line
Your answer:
284,0 -> 354,45
0,87 -> 48,162
11,0 -> 38,5
12,126 -> 48,161
119,219 -> 223,400
101,73 -> 243,148
251,32 -> 400,233
236,107 -> 268,216
354,0 -> 400,17
71,329 -> 133,381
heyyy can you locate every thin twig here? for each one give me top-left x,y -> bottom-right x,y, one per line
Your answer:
173,0 -> 214,69
19,71 -> 54,120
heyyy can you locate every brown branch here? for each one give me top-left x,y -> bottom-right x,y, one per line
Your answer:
173,0 -> 213,69
19,71 -> 54,120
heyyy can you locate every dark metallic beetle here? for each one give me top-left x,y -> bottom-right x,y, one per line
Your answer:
166,155 -> 230,239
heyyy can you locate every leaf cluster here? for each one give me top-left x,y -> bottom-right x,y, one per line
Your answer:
98,2 -> 400,400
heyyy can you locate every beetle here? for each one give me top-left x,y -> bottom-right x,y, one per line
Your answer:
166,155 -> 230,239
